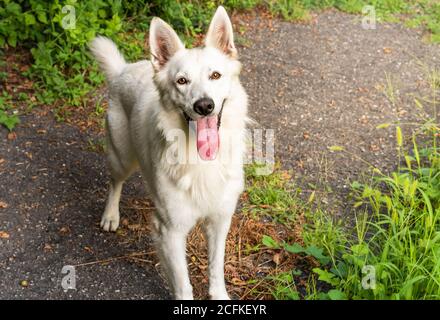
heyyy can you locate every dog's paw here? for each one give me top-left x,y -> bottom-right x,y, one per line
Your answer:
210,293 -> 231,300
209,290 -> 231,300
100,214 -> 119,232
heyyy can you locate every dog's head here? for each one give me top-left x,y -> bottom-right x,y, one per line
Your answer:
150,6 -> 241,161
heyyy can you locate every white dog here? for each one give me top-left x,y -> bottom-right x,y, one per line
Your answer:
90,6 -> 248,299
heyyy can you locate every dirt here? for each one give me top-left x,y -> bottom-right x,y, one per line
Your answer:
0,108 -> 169,299
1,10 -> 439,299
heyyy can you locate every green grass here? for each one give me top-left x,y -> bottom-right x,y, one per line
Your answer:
244,163 -> 302,224
244,68 -> 440,300
263,0 -> 440,36
0,90 -> 20,132
246,122 -> 440,299
305,125 -> 440,299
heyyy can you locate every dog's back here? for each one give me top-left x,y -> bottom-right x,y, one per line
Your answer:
90,37 -> 157,119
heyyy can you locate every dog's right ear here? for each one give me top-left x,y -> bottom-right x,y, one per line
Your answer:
205,6 -> 237,59
149,17 -> 185,71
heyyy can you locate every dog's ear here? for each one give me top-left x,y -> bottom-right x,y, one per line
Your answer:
149,17 -> 185,70
205,6 -> 237,59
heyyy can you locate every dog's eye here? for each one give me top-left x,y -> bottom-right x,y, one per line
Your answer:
210,71 -> 221,80
176,77 -> 188,85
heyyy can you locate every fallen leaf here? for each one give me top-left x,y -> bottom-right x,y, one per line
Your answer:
20,280 -> 28,287
84,246 -> 93,253
7,132 -> 17,140
59,226 -> 70,235
0,201 -> 8,209
273,253 -> 281,265
0,231 -> 10,239
127,224 -> 141,231
370,144 -> 380,152
230,277 -> 247,286
383,47 -> 392,54
280,170 -> 291,180
0,158 -> 5,165
116,229 -> 125,236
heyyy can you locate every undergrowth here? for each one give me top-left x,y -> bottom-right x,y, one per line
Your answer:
0,1 -> 439,131
246,68 -> 440,300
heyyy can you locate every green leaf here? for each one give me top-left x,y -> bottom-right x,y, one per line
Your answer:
37,12 -> 48,24
24,13 -> 36,25
414,98 -> 424,109
98,9 -> 107,18
351,244 -> 369,256
342,253 -> 365,268
353,201 -> 363,208
291,269 -> 302,276
286,291 -> 300,300
328,289 -> 348,300
312,268 -> 339,286
328,145 -> 344,152
396,126 -> 403,147
330,261 -> 348,278
284,242 -> 305,254
351,181 -> 362,189
6,2 -> 21,15
376,123 -> 391,129
306,245 -> 330,265
0,111 -> 20,131
262,235 -> 280,249
316,292 -> 329,300
7,32 -> 17,47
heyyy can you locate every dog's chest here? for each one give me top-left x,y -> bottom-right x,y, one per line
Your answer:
177,163 -> 226,191
170,162 -> 238,208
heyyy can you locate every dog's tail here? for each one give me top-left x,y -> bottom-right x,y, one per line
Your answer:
89,36 -> 126,80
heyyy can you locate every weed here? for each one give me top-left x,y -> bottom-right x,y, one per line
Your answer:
243,67 -> 440,299
245,163 -> 302,224
302,73 -> 439,300
267,0 -> 311,22
0,90 -> 20,131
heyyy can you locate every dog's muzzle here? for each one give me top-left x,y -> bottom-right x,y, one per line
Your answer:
182,99 -> 225,130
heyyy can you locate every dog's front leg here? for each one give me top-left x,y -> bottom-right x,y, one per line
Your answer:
205,213 -> 233,300
156,219 -> 194,300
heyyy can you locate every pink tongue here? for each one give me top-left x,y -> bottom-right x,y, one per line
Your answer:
196,116 -> 219,161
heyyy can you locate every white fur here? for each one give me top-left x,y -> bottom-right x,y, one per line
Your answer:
90,6 -> 248,300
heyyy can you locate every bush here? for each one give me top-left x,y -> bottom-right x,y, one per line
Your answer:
0,0 -> 438,129
0,0 -> 231,108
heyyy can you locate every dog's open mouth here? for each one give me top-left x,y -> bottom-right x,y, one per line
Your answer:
182,106 -> 223,161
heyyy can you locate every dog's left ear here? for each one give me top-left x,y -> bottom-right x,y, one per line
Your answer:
149,17 -> 185,71
205,6 -> 237,59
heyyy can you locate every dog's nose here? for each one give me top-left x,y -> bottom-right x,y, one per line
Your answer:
193,98 -> 214,116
